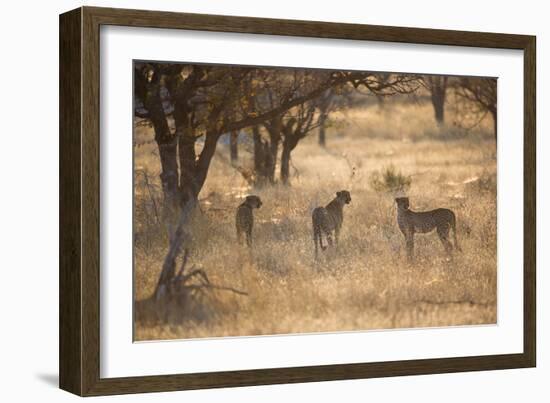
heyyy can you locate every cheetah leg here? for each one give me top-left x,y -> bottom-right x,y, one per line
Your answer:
318,228 -> 327,251
314,234 -> 318,258
237,228 -> 243,244
313,227 -> 321,258
437,225 -> 453,255
405,234 -> 414,261
325,231 -> 333,250
246,229 -> 252,248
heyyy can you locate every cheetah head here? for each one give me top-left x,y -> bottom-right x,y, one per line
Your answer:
336,190 -> 352,204
245,195 -> 263,209
395,197 -> 410,210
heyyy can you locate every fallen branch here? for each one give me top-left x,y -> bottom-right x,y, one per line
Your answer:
162,246 -> 248,301
178,283 -> 249,297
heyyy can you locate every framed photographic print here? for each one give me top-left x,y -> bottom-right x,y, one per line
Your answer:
59,6 -> 536,396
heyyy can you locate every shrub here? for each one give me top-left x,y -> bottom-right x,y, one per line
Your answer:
369,165 -> 412,193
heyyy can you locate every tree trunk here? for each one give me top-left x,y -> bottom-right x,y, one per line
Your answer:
280,136 -> 299,185
252,126 -> 263,173
176,133 -> 222,211
145,97 -> 179,214
154,198 -> 195,300
263,117 -> 282,185
230,130 -> 239,164
317,89 -> 332,146
318,112 -> 327,147
429,77 -> 447,126
431,88 -> 445,125
195,131 -> 222,191
376,95 -> 385,109
157,140 -> 179,212
177,126 -> 198,208
268,131 -> 279,183
252,126 -> 270,186
280,145 -> 291,185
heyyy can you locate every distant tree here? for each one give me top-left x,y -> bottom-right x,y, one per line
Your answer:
455,77 -> 498,139
261,115 -> 283,183
244,70 -> 292,185
229,130 -> 239,164
316,89 -> 332,147
280,102 -> 319,184
420,76 -> 449,125
277,72 -> 419,185
250,125 -> 274,186
253,68 -> 337,185
315,86 -> 355,147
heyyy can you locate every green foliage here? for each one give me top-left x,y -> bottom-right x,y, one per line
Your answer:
369,165 -> 412,193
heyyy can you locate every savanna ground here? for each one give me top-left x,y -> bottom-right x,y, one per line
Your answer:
133,100 -> 497,341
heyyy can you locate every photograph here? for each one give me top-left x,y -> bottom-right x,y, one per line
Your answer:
132,61 -> 498,341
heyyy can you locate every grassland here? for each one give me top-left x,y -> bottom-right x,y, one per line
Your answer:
133,101 -> 497,341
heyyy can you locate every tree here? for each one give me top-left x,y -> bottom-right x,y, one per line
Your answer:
261,115 -> 283,183
421,76 -> 449,125
280,102 -> 318,184
259,69 -> 334,182
316,85 -> 359,147
455,77 -> 498,140
134,64 -> 179,214
316,89 -> 333,147
249,126 -> 269,184
251,68 -> 338,185
315,72 -> 420,150
229,130 -> 239,164
135,63 -> 234,215
348,72 -> 420,96
278,73 -> 420,185
135,64 -> 362,213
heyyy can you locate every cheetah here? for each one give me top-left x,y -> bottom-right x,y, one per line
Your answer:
395,196 -> 460,260
236,195 -> 263,247
312,190 -> 352,258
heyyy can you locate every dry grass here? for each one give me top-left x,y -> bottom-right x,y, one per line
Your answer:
133,101 -> 497,341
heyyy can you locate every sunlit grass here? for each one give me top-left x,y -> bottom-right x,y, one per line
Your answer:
133,101 -> 497,341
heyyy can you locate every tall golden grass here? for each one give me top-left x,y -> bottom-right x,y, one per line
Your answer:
133,101 -> 497,341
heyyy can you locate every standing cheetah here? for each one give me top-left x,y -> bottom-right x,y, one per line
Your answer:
395,196 -> 460,260
236,195 -> 263,247
312,190 -> 352,258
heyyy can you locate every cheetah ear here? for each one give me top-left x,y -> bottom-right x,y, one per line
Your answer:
336,191 -> 342,197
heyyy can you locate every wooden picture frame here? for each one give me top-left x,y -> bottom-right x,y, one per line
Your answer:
59,6 -> 536,396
